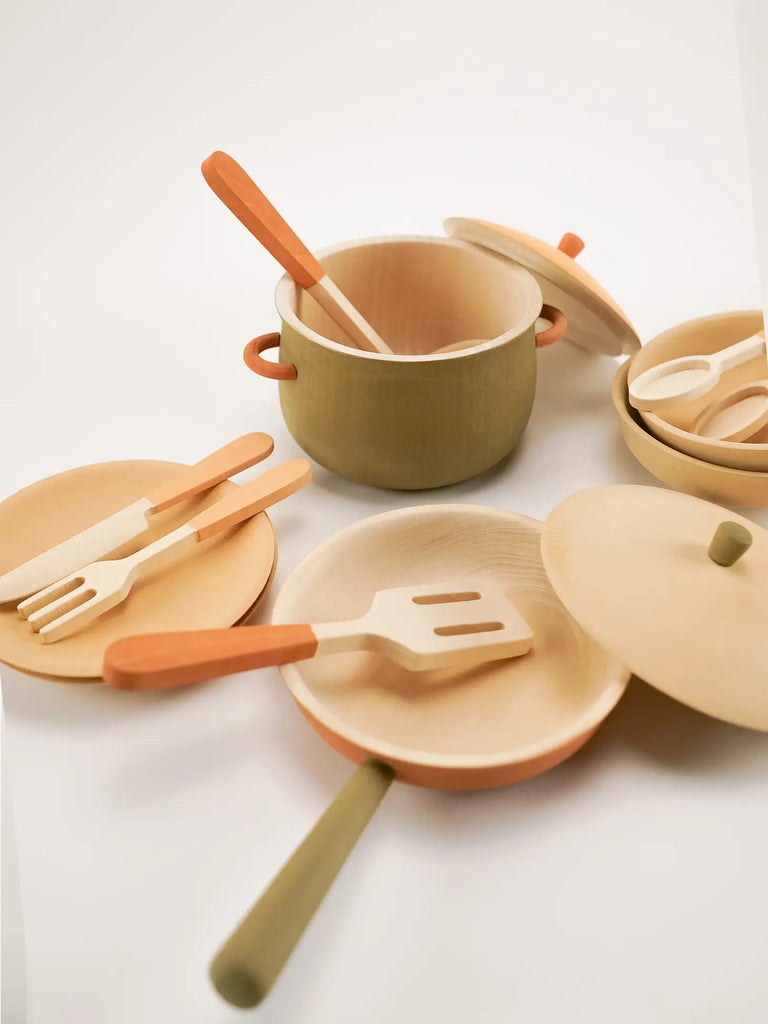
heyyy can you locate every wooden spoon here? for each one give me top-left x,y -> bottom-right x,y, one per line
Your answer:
628,331 -> 766,411
433,303 -> 568,355
202,152 -> 391,355
692,378 -> 768,442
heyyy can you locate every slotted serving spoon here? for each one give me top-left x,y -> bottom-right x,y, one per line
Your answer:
628,330 -> 766,411
102,582 -> 534,689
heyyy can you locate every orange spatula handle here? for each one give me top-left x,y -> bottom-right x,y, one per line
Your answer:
202,151 -> 325,289
189,458 -> 312,541
145,433 -> 274,512
103,623 -> 319,690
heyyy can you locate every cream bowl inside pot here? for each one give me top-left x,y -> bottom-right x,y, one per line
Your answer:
244,235 -> 550,490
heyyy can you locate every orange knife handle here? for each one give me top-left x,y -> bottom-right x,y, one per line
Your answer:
202,151 -> 325,289
188,459 -> 312,541
145,433 -> 274,513
103,623 -> 319,690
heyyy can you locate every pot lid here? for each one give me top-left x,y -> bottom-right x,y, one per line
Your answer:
541,484 -> 768,731
443,217 -> 640,357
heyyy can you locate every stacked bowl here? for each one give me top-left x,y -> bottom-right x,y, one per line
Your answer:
612,310 -> 768,507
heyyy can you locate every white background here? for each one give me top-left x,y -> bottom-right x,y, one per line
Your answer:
2,1 -> 768,1022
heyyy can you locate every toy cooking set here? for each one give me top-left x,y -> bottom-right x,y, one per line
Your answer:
0,150 -> 765,1009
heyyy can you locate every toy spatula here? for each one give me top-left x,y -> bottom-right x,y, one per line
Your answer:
103,582 -> 534,690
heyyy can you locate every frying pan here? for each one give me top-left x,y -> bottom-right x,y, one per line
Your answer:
195,504 -> 630,1007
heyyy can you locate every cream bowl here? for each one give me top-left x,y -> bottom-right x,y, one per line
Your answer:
613,360 -> 768,508
627,310 -> 768,471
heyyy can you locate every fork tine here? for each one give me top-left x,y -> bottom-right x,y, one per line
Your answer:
25,585 -> 95,633
36,592 -> 109,644
17,575 -> 85,620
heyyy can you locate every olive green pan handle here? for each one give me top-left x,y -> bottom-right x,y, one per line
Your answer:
209,760 -> 395,1008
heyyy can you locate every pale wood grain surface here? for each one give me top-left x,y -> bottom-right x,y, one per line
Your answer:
273,504 -> 628,789
542,484 -> 768,730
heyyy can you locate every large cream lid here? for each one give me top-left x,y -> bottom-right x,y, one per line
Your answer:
541,484 -> 768,731
444,217 -> 640,357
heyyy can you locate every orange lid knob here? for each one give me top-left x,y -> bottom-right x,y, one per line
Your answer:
558,233 -> 585,259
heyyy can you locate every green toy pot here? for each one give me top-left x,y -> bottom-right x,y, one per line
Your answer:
244,235 -> 566,490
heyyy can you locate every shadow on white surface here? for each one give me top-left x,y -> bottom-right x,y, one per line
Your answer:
2,696 -> 27,1024
0,667 -> 202,727
581,676 -> 768,773
273,669 -> 768,835
735,0 -> 768,312
193,671 -> 768,1024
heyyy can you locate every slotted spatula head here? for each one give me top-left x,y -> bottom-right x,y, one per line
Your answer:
314,581 -> 534,671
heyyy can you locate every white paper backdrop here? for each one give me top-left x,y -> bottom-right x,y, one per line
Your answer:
1,2 -> 767,1022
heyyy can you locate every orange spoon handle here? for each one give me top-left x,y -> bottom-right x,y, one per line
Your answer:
103,623 -> 319,690
202,151 -> 325,288
202,151 -> 392,354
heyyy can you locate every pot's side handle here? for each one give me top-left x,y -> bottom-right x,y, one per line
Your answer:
243,333 -> 297,381
535,304 -> 568,348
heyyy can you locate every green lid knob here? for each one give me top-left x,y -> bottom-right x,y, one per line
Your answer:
708,521 -> 753,566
